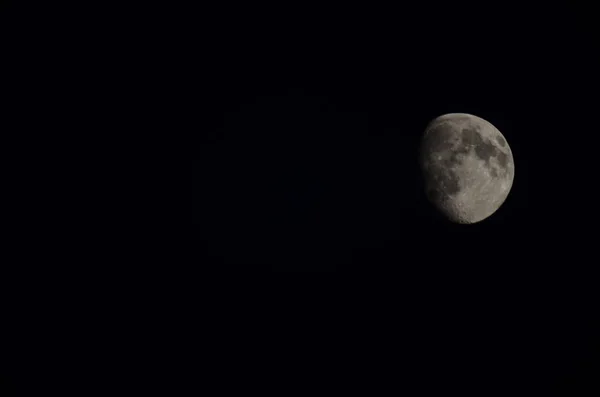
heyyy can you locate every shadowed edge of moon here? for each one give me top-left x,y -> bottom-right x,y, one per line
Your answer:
420,114 -> 514,223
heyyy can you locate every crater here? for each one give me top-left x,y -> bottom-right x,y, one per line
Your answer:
496,135 -> 506,147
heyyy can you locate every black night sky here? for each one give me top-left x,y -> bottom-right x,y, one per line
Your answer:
197,3 -> 597,271
194,2 -> 598,395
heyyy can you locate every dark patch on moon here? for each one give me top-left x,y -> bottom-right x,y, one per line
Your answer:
474,139 -> 498,163
496,151 -> 508,169
461,128 -> 479,147
425,124 -> 455,154
496,135 -> 506,147
423,120 -> 511,202
449,154 -> 460,166
441,171 -> 460,195
428,164 -> 461,195
444,151 -> 464,168
461,128 -> 499,163
461,127 -> 498,163
460,127 -> 508,172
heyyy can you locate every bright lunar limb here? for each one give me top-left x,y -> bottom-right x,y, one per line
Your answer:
419,113 -> 515,224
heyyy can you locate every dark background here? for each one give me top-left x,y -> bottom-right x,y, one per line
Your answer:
196,2 -> 597,272
2,0 -> 597,396
194,1 -> 598,396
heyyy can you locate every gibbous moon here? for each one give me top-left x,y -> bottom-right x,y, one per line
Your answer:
419,113 -> 514,224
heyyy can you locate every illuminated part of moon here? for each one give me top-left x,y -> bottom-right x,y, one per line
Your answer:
419,113 -> 515,224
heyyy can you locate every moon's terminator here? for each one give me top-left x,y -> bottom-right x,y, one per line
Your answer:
420,113 -> 514,224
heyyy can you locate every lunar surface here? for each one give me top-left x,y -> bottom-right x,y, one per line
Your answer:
419,113 -> 514,224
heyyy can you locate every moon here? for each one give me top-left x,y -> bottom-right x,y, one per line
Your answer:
419,113 -> 515,224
